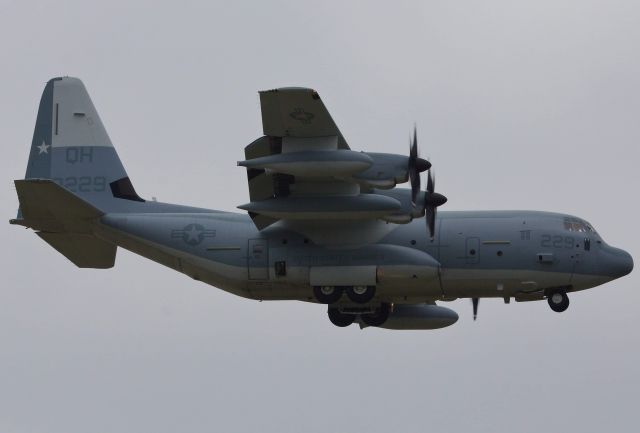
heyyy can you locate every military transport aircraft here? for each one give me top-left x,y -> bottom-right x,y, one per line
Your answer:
11,77 -> 633,329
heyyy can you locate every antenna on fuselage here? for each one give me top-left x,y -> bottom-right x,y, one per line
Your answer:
472,297 -> 479,321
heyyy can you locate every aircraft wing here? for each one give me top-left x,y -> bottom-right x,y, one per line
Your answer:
259,87 -> 349,150
240,87 -> 426,230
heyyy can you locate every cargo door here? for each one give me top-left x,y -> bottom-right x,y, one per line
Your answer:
248,239 -> 269,280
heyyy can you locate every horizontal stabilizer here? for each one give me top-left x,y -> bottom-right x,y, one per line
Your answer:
37,232 -> 116,268
13,179 -> 103,231
12,179 -> 116,268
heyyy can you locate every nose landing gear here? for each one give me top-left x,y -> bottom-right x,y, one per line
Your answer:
547,289 -> 570,312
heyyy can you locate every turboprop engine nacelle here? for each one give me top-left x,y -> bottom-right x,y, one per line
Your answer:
361,304 -> 459,330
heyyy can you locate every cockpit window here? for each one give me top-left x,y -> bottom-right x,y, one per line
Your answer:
564,217 -> 596,234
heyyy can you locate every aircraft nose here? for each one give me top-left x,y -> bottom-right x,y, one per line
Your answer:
620,250 -> 634,277
601,246 -> 634,279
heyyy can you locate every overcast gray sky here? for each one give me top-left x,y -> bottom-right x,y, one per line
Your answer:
1,1 -> 639,432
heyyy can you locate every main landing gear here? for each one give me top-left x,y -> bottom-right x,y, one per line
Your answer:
327,307 -> 355,327
360,303 -> 391,327
327,303 -> 391,328
313,285 -> 344,304
317,285 -> 381,328
313,285 -> 376,304
346,285 -> 376,304
547,289 -> 570,313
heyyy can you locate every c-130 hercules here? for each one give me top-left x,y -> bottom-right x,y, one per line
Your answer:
11,77 -> 633,329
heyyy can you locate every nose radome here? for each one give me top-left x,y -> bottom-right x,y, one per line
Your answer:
605,247 -> 634,279
620,250 -> 634,277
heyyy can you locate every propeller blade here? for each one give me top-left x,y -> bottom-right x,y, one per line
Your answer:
411,127 -> 418,159
409,128 -> 420,204
472,297 -> 479,320
408,126 -> 431,206
410,170 -> 420,205
410,133 -> 445,241
426,205 -> 436,238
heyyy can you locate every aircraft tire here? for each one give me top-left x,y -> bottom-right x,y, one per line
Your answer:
547,289 -> 569,312
328,308 -> 355,327
346,285 -> 376,304
313,285 -> 344,304
361,303 -> 392,327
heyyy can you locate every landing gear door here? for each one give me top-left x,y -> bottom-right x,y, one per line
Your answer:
248,239 -> 269,280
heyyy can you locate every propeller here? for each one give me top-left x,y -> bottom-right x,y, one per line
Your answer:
423,169 -> 447,239
408,126 -> 430,205
472,297 -> 479,321
407,126 -> 446,239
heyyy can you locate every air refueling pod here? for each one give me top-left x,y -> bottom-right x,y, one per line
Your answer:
359,304 -> 459,330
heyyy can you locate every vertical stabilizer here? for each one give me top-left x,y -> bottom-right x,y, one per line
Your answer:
23,77 -> 143,213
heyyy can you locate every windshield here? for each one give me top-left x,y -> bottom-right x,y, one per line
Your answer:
564,217 -> 597,234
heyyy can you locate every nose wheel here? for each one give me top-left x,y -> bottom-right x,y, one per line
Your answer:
547,289 -> 570,312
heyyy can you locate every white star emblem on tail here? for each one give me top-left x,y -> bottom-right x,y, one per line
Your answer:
36,141 -> 50,154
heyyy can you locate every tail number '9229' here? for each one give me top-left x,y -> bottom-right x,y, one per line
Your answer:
52,176 -> 107,192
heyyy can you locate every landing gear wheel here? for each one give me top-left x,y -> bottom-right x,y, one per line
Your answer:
328,308 -> 355,327
346,285 -> 376,304
361,303 -> 392,327
313,285 -> 344,304
547,289 -> 570,313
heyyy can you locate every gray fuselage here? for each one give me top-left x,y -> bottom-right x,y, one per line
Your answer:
95,206 -> 633,305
